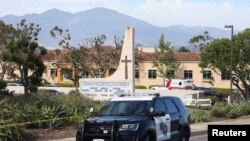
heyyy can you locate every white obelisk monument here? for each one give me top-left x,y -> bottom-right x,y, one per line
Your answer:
79,27 -> 135,100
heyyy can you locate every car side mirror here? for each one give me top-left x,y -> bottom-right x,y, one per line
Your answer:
155,111 -> 166,117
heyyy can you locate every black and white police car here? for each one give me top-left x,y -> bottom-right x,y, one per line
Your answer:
76,94 -> 191,141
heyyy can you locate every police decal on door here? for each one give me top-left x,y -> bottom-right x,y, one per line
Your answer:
154,114 -> 171,141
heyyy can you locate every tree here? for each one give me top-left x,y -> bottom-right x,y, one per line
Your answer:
189,31 -> 213,51
58,47 -> 89,87
178,46 -> 190,52
50,26 -> 89,88
50,26 -> 122,85
153,34 -> 179,83
50,26 -> 71,49
83,35 -> 122,78
199,28 -> 250,100
0,21 -> 17,80
3,19 -> 47,94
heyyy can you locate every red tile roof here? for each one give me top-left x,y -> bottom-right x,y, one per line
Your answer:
42,49 -> 68,61
174,52 -> 200,61
136,51 -> 200,62
42,49 -> 200,62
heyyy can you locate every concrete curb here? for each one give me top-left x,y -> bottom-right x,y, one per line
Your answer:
49,130 -> 209,141
48,138 -> 75,141
191,129 -> 207,137
49,116 -> 250,141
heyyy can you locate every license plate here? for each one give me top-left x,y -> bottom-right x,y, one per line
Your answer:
93,139 -> 104,141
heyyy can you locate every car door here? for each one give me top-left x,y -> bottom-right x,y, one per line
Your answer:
154,98 -> 171,141
164,98 -> 181,139
163,98 -> 181,140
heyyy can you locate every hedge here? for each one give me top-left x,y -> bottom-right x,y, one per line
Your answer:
135,85 -> 147,89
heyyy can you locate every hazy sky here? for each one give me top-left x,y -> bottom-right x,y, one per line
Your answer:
0,0 -> 249,30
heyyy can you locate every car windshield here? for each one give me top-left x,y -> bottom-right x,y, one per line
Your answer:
96,100 -> 152,116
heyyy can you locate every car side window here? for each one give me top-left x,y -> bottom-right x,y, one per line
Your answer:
164,99 -> 178,114
154,98 -> 166,113
173,98 -> 188,115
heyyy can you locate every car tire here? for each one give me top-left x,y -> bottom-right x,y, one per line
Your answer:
178,128 -> 189,141
144,134 -> 154,141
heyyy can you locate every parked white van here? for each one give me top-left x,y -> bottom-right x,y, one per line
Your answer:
151,79 -> 194,90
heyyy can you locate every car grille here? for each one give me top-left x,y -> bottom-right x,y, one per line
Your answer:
85,122 -> 113,135
82,122 -> 137,141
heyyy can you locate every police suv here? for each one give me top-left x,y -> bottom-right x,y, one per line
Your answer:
76,94 -> 191,141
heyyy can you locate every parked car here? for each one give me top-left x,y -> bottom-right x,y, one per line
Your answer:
7,82 -> 23,86
194,87 -> 223,97
6,82 -> 24,94
151,84 -> 167,90
193,87 -> 226,104
44,84 -> 61,87
38,89 -> 61,95
76,94 -> 191,141
0,88 -> 14,96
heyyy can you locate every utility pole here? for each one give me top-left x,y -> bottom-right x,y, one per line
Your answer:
224,25 -> 233,104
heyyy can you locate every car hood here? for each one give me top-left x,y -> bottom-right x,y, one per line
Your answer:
87,116 -> 148,123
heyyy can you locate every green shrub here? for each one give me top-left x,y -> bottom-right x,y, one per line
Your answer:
10,93 -> 68,128
188,108 -> 211,123
211,103 -> 231,117
60,93 -> 105,125
214,87 -> 231,95
0,123 -> 25,141
211,102 -> 250,119
0,80 -> 7,90
0,92 -> 106,139
68,89 -> 81,96
0,98 -> 25,141
226,104 -> 241,119
40,104 -> 69,128
211,103 -> 250,118
226,103 -> 250,119
135,85 -> 147,89
11,100 -> 41,123
148,85 -> 159,89
238,103 -> 250,116
56,83 -> 76,87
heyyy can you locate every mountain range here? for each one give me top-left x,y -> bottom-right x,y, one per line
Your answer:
0,7 -> 231,49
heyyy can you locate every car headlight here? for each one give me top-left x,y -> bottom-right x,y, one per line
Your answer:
119,123 -> 139,131
79,120 -> 86,129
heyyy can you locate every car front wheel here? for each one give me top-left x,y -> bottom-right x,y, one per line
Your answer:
178,128 -> 189,141
143,134 -> 155,141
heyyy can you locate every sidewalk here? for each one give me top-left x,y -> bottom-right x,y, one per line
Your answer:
49,116 -> 250,141
191,116 -> 250,136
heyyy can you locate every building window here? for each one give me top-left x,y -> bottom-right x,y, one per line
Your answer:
166,70 -> 175,79
50,69 -> 57,78
184,70 -> 193,79
203,70 -> 212,80
61,69 -> 72,80
83,72 -> 89,78
221,72 -> 231,80
135,69 -> 139,79
60,70 -> 63,81
148,70 -> 157,79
